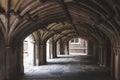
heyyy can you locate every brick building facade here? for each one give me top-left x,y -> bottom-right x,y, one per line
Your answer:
69,38 -> 87,53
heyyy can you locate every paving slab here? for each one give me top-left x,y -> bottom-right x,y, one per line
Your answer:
21,55 -> 115,80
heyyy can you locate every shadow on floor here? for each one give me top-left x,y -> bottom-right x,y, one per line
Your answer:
21,55 -> 115,80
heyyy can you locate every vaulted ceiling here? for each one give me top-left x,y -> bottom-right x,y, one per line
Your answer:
0,0 -> 120,45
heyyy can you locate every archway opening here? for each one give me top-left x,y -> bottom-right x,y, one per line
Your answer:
23,35 -> 38,71
69,38 -> 88,55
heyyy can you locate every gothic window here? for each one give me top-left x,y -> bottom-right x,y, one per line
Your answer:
70,38 -> 79,44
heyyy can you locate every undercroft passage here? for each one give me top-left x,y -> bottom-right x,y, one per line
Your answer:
22,55 -> 114,80
0,0 -> 120,80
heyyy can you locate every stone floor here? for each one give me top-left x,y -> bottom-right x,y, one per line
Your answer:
21,54 -> 115,80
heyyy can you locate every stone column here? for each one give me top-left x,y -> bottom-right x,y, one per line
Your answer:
5,45 -> 21,80
5,46 -> 15,80
111,48 -> 115,77
88,41 -> 94,55
94,44 -> 99,57
93,44 -> 95,56
67,41 -> 69,55
37,44 -> 41,65
52,37 -> 57,58
49,39 -> 52,59
36,43 -> 40,65
57,41 -> 60,55
38,44 -> 47,65
115,49 -> 120,80
64,41 -> 70,55
0,43 -> 6,80
98,45 -> 104,66
98,46 -> 101,65
95,45 -> 99,62
33,42 -> 37,66
60,40 -> 65,55
64,42 -> 68,55
88,41 -> 90,55
17,44 -> 24,76
102,41 -> 111,67
103,39 -> 108,67
100,46 -> 104,66
104,38 -> 111,67
103,45 -> 107,67
117,51 -> 120,80
52,42 -> 57,58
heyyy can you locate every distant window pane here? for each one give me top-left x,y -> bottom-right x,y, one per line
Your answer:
70,39 -> 74,43
24,41 -> 28,53
75,39 -> 79,43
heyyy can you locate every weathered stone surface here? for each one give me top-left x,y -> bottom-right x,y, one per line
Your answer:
21,55 -> 114,80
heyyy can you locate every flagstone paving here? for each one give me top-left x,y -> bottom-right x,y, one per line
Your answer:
21,55 -> 115,80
